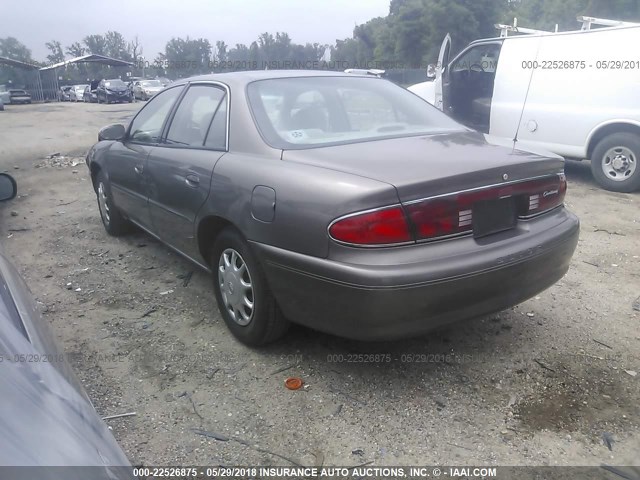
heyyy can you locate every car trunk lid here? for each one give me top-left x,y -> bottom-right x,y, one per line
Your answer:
284,131 -> 566,243
281,131 -> 564,203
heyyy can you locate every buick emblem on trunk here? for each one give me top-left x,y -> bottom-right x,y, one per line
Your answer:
502,173 -> 509,181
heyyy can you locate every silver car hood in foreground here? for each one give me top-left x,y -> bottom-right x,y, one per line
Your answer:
0,251 -> 132,479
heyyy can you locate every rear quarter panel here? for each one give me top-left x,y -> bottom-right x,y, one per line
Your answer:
199,153 -> 400,259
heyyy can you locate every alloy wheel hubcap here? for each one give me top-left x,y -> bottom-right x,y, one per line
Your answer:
602,146 -> 636,181
97,182 -> 110,224
218,248 -> 254,326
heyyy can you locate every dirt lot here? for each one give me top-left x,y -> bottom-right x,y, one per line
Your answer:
0,103 -> 638,469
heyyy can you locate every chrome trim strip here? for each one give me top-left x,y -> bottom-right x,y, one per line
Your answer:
402,173 -> 563,206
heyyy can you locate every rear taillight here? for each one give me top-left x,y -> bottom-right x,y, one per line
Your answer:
404,198 -> 473,240
329,174 -> 566,246
329,206 -> 412,246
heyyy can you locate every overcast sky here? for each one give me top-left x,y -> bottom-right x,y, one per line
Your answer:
5,0 -> 390,61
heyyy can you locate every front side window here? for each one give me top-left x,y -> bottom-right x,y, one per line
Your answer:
451,44 -> 500,73
165,84 -> 226,148
247,76 -> 463,149
128,86 -> 183,144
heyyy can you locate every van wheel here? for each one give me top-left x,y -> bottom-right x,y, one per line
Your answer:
210,228 -> 289,346
590,132 -> 640,192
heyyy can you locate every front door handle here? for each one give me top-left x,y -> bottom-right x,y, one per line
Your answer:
185,174 -> 200,187
134,165 -> 144,174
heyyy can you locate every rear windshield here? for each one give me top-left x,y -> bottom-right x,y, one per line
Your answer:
105,80 -> 125,88
142,80 -> 162,87
247,76 -> 464,149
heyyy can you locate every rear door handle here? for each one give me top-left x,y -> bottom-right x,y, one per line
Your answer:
134,165 -> 144,174
185,174 -> 200,187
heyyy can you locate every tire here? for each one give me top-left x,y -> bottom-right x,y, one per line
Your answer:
95,171 -> 130,236
210,228 -> 289,346
590,132 -> 640,193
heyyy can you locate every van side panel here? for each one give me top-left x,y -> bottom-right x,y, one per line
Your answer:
515,26 -> 640,159
489,36 -> 539,141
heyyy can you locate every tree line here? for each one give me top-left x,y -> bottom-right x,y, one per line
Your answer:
1,0 -> 638,86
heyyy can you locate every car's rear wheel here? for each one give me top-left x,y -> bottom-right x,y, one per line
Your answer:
95,171 -> 130,236
591,132 -> 640,192
210,228 -> 289,346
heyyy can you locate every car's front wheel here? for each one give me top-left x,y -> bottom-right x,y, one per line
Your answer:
591,132 -> 640,192
95,171 -> 130,236
210,228 -> 289,346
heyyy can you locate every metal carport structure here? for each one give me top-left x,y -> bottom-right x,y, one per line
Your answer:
39,54 -> 134,101
0,56 -> 44,102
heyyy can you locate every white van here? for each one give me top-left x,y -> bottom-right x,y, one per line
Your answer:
409,17 -> 640,192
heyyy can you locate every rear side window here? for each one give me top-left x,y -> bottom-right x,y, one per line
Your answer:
128,86 -> 183,144
165,85 -> 226,148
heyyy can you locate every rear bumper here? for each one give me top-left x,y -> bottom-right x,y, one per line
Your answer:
252,207 -> 580,340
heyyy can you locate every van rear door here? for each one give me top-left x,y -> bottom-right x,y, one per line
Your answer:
487,35 -> 540,143
434,34 -> 451,111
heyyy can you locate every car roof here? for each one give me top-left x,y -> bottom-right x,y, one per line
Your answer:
174,69 -> 375,87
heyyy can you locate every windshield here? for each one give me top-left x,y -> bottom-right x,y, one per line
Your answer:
247,76 -> 464,149
142,80 -> 162,87
105,79 -> 125,88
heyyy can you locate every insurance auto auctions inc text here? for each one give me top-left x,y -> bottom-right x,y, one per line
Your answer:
257,466 -> 498,478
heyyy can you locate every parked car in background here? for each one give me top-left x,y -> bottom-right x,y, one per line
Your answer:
58,86 -> 72,102
86,70 -> 579,346
408,17 -> 640,192
132,79 -> 164,100
156,77 -> 172,87
0,173 -> 133,478
69,84 -> 89,102
83,85 -> 97,103
96,79 -> 132,104
0,86 -> 9,107
8,89 -> 31,104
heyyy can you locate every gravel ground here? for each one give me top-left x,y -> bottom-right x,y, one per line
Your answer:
0,103 -> 638,469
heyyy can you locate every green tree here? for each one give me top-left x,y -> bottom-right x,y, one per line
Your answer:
0,37 -> 35,88
105,31 -> 130,60
160,37 -> 212,77
66,42 -> 85,58
0,37 -> 34,62
508,0 -> 640,31
45,40 -> 65,64
83,34 -> 107,55
215,40 -> 228,63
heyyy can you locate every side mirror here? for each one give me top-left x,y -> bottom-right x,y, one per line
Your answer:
426,64 -> 436,79
0,173 -> 17,201
98,124 -> 126,142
